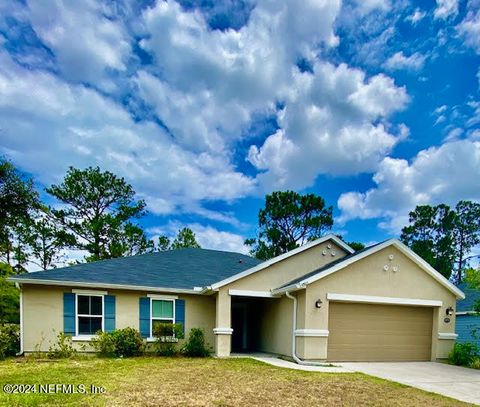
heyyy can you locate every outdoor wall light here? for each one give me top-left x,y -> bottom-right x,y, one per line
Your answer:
446,306 -> 454,316
315,299 -> 323,308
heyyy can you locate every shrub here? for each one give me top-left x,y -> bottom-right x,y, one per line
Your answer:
448,342 -> 479,366
181,328 -> 210,357
92,328 -> 145,357
470,357 -> 480,370
0,324 -> 20,359
152,322 -> 183,356
47,332 -> 76,359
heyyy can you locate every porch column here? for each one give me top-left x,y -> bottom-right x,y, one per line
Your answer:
214,289 -> 232,357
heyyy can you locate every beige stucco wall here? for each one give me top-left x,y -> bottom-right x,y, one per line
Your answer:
300,245 -> 458,361
22,284 -> 216,353
212,241 -> 347,356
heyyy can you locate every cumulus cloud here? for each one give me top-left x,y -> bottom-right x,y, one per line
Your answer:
26,0 -> 131,90
383,51 -> 426,71
338,140 -> 480,232
434,0 -> 459,20
248,64 -> 408,190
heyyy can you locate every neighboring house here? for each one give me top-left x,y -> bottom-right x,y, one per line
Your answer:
9,234 -> 464,362
456,282 -> 480,348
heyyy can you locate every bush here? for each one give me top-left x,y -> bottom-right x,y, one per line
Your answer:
470,357 -> 480,370
181,328 -> 210,357
0,324 -> 20,359
92,328 -> 145,357
47,332 -> 76,359
152,322 -> 183,356
448,342 -> 479,366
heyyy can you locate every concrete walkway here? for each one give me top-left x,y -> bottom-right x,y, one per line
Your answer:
339,362 -> 480,405
251,355 -> 351,373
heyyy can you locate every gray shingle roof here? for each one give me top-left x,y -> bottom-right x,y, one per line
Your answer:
12,248 -> 262,290
456,282 -> 480,312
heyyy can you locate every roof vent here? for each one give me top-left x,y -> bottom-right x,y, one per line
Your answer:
238,259 -> 243,263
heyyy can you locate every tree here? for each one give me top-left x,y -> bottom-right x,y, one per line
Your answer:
0,159 -> 39,272
46,166 -> 152,262
246,191 -> 333,260
17,208 -> 75,270
452,201 -> 480,283
401,201 -> 480,282
346,241 -> 365,251
401,204 -> 456,279
171,228 -> 200,249
0,263 -> 20,323
157,228 -> 201,250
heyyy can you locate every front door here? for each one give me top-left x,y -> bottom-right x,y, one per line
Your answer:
231,303 -> 247,352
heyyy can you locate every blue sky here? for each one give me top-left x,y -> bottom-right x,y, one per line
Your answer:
0,0 -> 479,261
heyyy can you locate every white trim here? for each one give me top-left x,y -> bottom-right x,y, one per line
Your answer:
209,234 -> 354,290
75,293 -> 104,336
213,327 -> 233,335
438,333 -> 458,340
456,311 -> 478,316
17,287 -> 23,355
228,289 -> 276,298
72,335 -> 96,341
7,278 -> 202,295
72,289 -> 108,295
294,329 -> 329,337
326,293 -> 443,307
146,337 -> 179,343
273,239 -> 465,299
147,294 -> 178,300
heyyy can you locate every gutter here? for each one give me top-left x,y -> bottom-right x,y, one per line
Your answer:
285,291 -> 327,367
7,278 -> 203,295
271,283 -> 306,296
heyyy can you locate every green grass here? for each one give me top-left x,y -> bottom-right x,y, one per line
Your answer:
0,356 -> 472,406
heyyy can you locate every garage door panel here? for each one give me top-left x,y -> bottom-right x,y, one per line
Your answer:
327,302 -> 433,362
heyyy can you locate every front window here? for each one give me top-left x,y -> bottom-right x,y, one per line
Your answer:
77,295 -> 103,335
151,299 -> 174,336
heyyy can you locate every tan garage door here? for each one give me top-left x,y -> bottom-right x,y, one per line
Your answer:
327,302 -> 433,362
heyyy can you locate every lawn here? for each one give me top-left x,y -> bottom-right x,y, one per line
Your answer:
0,357 -> 472,406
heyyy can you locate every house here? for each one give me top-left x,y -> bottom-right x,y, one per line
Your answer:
456,282 -> 480,348
9,234 -> 464,362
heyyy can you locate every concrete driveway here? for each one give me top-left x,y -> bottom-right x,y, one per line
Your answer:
339,362 -> 480,405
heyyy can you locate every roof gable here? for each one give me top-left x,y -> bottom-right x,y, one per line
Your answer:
273,239 -> 465,299
209,234 -> 354,290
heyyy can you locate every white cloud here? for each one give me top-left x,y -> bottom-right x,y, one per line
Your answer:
353,0 -> 391,14
434,0 -> 459,20
457,7 -> 480,53
26,0 -> 130,90
444,127 -> 464,141
338,140 -> 480,233
383,51 -> 426,71
148,223 -> 248,254
248,64 -> 408,190
0,51 -> 255,216
406,8 -> 426,24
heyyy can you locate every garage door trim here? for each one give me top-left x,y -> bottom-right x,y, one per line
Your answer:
327,293 -> 442,307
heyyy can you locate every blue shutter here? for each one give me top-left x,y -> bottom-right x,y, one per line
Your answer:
175,299 -> 185,338
139,297 -> 150,338
63,293 -> 76,336
104,295 -> 116,333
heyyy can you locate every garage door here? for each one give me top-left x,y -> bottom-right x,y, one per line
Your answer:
327,302 -> 433,362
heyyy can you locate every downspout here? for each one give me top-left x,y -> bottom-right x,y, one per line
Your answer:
285,291 -> 326,366
16,283 -> 24,356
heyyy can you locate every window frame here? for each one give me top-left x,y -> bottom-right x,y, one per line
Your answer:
149,296 -> 176,339
75,293 -> 104,337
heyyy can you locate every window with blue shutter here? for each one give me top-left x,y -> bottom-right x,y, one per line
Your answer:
175,299 -> 185,338
63,293 -> 76,336
104,295 -> 116,333
139,297 -> 151,338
